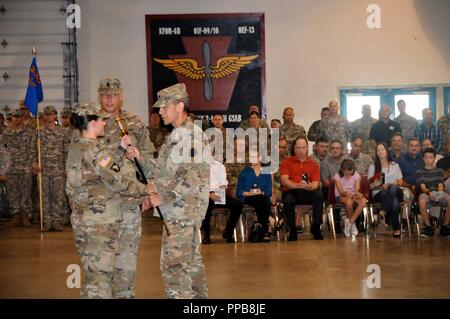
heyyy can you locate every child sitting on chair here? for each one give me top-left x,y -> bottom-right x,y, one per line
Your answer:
334,159 -> 367,238
417,147 -> 450,238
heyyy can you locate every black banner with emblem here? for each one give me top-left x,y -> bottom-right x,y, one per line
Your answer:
146,13 -> 266,128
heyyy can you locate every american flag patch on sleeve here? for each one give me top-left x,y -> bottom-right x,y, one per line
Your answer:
99,156 -> 112,168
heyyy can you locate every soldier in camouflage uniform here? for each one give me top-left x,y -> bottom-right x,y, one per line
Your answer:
0,113 -> 5,134
350,104 -> 377,156
437,103 -> 450,155
272,137 -> 289,200
60,107 -> 74,136
344,137 -> 374,176
38,106 -> 69,231
147,83 -> 211,299
19,102 -> 37,129
239,104 -> 269,130
148,112 -> 169,157
66,103 -> 153,299
394,100 -> 418,150
280,107 -> 306,155
0,135 -> 10,217
96,78 -> 156,298
318,100 -> 351,151
307,107 -> 329,142
59,106 -> 75,224
2,109 -> 37,227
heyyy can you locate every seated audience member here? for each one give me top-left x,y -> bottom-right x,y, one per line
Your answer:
422,138 -> 443,165
436,137 -> 450,195
308,136 -> 329,164
272,137 -> 289,202
368,143 -> 404,238
321,139 -> 345,232
281,137 -> 324,241
417,148 -> 450,238
389,133 -> 405,163
236,152 -> 272,242
344,137 -> 373,176
321,140 -> 345,188
333,159 -> 367,238
399,138 -> 424,190
271,119 -> 281,131
398,138 -> 423,211
245,111 -> 271,160
201,157 -> 244,244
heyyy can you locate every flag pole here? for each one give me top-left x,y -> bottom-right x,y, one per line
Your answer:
33,46 -> 44,232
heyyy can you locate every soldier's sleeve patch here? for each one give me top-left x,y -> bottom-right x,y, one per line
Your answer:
110,162 -> 120,172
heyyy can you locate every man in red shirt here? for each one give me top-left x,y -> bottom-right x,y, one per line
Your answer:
280,137 -> 324,240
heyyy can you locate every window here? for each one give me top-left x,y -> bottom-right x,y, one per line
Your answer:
344,95 -> 381,122
340,87 -> 436,123
393,94 -> 429,120
444,86 -> 450,115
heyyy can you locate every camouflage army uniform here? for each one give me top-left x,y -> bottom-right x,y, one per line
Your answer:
0,136 -> 9,217
437,114 -> 450,154
97,79 -> 156,298
149,84 -> 211,299
100,109 -> 155,286
395,113 -> 418,149
66,104 -> 149,299
24,116 -> 37,129
307,119 -> 322,142
318,115 -> 351,150
60,108 -> 75,223
2,124 -> 37,218
148,126 -> 169,155
239,118 -> 269,130
40,124 -> 69,229
0,136 -> 9,176
0,122 -> 5,135
145,117 -> 210,299
280,122 -> 306,155
350,116 -> 377,155
344,153 -> 373,176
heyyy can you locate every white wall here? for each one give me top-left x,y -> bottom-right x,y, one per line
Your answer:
77,0 -> 450,126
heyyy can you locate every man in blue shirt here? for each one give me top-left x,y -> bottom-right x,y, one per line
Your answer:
399,138 -> 424,189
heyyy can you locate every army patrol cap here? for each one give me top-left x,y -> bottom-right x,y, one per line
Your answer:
61,107 -> 72,118
44,105 -> 57,115
12,109 -> 23,117
74,103 -> 111,119
153,83 -> 188,108
97,78 -> 122,94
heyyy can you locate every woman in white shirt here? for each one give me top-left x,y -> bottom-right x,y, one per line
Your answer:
368,142 -> 404,238
200,159 -> 243,244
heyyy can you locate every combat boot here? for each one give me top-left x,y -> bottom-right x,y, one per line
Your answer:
41,222 -> 52,232
52,220 -> 64,232
22,215 -> 31,227
10,214 -> 22,227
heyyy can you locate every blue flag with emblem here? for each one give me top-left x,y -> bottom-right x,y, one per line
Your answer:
23,56 -> 43,117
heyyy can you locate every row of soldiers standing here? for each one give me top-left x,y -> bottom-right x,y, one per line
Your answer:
0,104 -> 74,230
